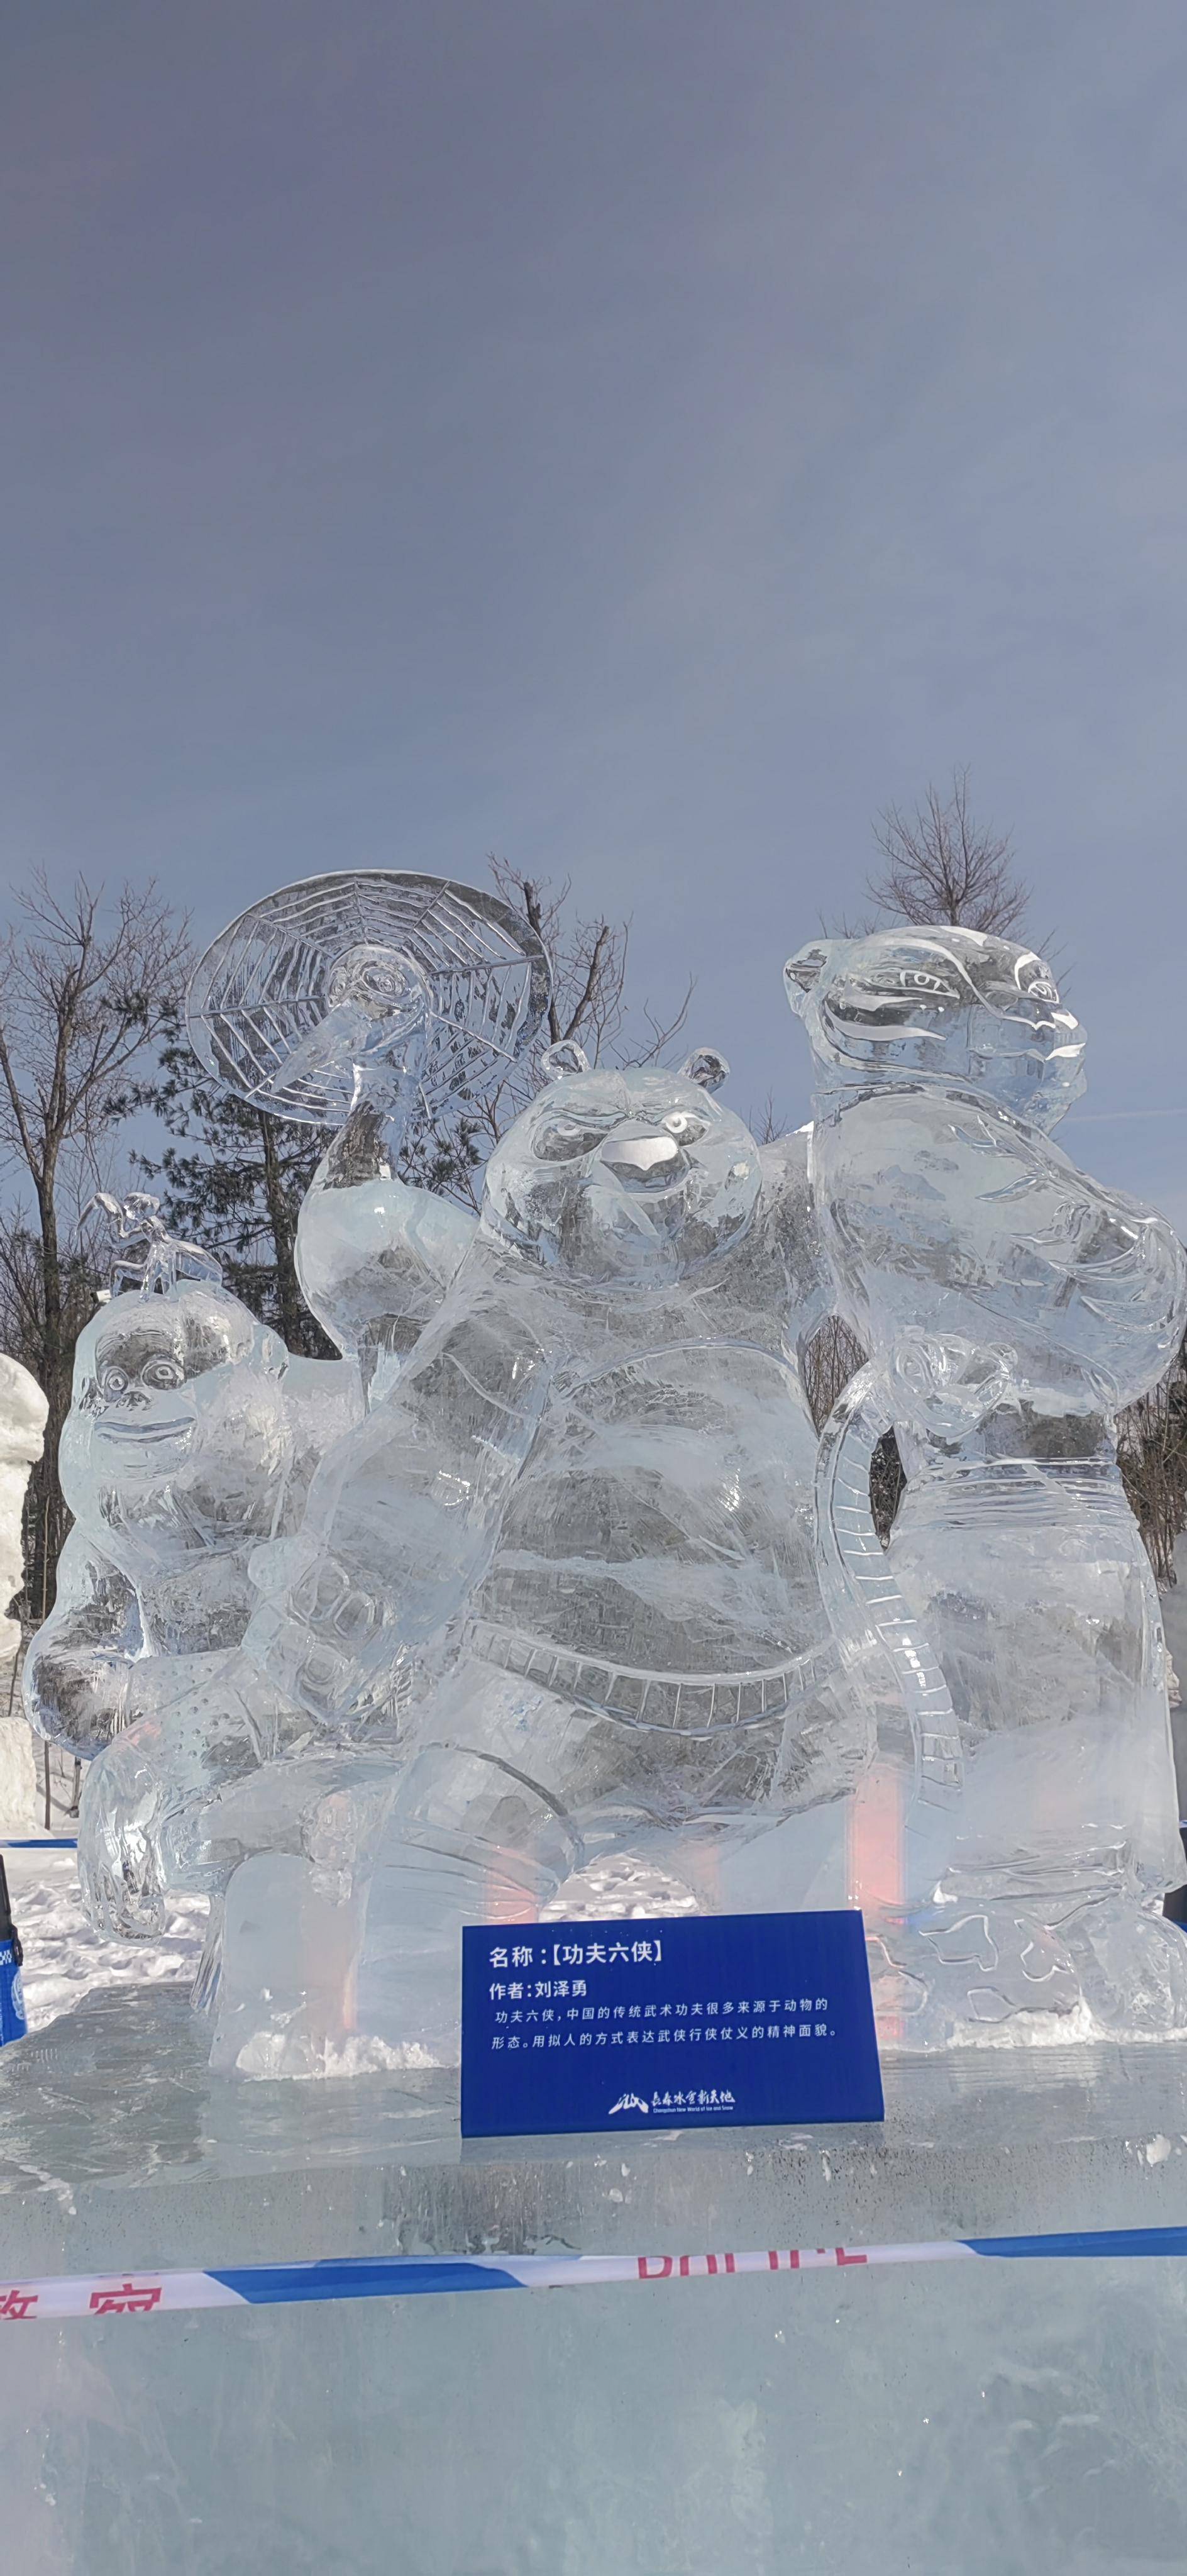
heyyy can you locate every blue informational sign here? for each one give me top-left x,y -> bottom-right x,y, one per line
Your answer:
0,1858 -> 27,2051
0,1938 -> 27,2050
460,1909 -> 884,2138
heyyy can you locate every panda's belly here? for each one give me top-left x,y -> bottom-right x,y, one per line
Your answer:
473,1343 -> 826,1686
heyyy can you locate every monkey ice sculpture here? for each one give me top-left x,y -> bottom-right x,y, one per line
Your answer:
26,1268 -> 362,1938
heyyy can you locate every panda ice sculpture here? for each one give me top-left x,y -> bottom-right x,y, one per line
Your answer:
787,926 -> 1187,2043
219,1045 -> 866,2070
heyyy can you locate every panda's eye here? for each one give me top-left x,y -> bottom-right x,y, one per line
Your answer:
896,970 -> 958,998
99,1368 -> 129,1399
662,1112 -> 708,1143
1025,979 -> 1059,1004
142,1357 -> 184,1391
533,1118 -> 608,1162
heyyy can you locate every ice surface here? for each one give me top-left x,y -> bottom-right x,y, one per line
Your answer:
4,1985 -> 1187,2572
787,928 -> 1187,2043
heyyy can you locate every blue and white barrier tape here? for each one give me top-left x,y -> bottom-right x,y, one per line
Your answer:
6,2226 -> 1187,2321
0,1839 -> 78,1850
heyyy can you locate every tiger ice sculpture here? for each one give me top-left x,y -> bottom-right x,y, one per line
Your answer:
787,925 -> 1187,2045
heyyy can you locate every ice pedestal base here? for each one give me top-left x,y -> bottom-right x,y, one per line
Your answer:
4,1987 -> 1187,2573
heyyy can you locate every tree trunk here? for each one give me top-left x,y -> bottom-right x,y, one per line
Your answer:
33,1181 -> 70,1618
258,1111 -> 306,1353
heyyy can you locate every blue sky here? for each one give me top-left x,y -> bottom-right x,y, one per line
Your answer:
3,1 -> 1186,1218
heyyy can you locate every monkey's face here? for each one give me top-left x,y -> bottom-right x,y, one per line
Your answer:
62,1286 -> 292,1570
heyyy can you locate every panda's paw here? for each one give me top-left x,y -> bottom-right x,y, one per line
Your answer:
541,1853 -> 704,1921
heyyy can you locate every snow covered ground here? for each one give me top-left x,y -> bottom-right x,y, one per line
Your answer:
3,1845 -> 206,2033
1,1679 -> 203,2036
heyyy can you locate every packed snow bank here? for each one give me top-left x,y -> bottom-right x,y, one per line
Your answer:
0,1351 -> 48,1828
1,1846 -> 205,2033
0,1353 -> 46,1662
0,1688 -> 45,1836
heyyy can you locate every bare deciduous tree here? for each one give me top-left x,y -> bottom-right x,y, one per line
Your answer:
802,1313 -> 905,1543
415,860 -> 693,1211
868,767 -> 1029,935
509,866 -> 629,1062
132,1024 -> 334,1357
0,875 -> 190,1609
802,1313 -> 866,1437
1118,1350 -> 1187,1589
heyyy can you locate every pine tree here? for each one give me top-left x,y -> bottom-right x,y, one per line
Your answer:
133,1015 -> 335,1355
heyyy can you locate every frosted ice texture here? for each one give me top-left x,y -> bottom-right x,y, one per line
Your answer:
787,926 -> 1187,2043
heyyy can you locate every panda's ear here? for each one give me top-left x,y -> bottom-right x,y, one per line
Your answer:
680,1046 -> 729,1093
783,942 -> 832,1019
539,1038 -> 590,1079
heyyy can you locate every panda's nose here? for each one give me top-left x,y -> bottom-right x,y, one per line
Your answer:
600,1130 -> 681,1185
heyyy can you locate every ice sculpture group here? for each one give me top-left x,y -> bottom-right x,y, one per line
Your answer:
23,874 -> 1187,2070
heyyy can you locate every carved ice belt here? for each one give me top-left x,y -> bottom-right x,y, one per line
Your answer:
894,1458 -> 1136,1535
463,1619 -> 841,1734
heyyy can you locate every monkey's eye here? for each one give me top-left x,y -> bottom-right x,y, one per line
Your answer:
99,1368 -> 129,1398
533,1118 -> 608,1162
142,1357 -> 184,1391
662,1112 -> 708,1143
1025,979 -> 1059,1004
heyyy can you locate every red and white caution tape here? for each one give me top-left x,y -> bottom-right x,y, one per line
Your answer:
4,2225 -> 1187,2322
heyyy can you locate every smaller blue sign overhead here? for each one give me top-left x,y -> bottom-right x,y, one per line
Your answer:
461,1908 -> 883,2138
0,1858 -> 27,2051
